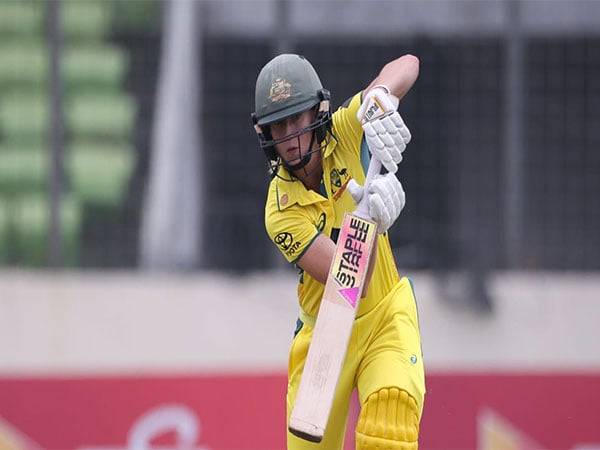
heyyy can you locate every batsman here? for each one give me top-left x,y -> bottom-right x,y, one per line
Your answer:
252,53 -> 425,449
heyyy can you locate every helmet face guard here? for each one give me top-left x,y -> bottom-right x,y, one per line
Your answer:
252,89 -> 332,177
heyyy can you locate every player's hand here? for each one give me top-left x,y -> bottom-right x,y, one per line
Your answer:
356,86 -> 411,174
348,173 -> 406,234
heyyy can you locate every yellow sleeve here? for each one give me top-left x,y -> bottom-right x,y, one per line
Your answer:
265,202 -> 320,264
331,92 -> 363,154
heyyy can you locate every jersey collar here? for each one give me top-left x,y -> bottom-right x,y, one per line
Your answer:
274,167 -> 327,211
323,133 -> 338,159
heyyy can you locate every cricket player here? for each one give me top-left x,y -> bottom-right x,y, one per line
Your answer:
252,53 -> 425,449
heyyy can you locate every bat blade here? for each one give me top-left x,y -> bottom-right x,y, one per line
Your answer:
288,212 -> 377,442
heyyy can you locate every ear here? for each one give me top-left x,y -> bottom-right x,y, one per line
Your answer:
251,113 -> 261,132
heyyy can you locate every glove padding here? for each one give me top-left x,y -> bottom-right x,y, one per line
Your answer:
357,86 -> 411,174
348,173 -> 406,234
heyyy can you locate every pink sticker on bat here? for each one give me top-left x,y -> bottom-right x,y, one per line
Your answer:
328,215 -> 376,309
339,287 -> 360,308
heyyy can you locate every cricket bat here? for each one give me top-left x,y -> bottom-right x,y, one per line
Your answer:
288,94 -> 390,442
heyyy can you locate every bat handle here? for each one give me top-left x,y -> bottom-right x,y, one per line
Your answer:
354,157 -> 382,220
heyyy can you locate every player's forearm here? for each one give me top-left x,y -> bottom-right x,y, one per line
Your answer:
366,54 -> 419,101
297,233 -> 337,285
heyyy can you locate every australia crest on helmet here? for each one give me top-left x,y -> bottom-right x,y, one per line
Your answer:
269,78 -> 292,103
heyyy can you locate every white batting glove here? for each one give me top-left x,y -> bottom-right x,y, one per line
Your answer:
356,86 -> 411,174
347,173 -> 406,234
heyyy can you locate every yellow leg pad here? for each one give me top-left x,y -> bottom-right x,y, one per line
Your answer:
356,388 -> 419,450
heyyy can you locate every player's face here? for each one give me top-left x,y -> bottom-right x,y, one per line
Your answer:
270,109 -> 320,168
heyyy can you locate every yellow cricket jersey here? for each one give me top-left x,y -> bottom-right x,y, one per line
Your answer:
264,93 -> 401,318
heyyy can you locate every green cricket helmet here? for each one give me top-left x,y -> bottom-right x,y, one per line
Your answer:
251,54 -> 332,172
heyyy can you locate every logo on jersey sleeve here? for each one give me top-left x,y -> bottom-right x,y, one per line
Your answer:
274,231 -> 302,257
274,232 -> 293,250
